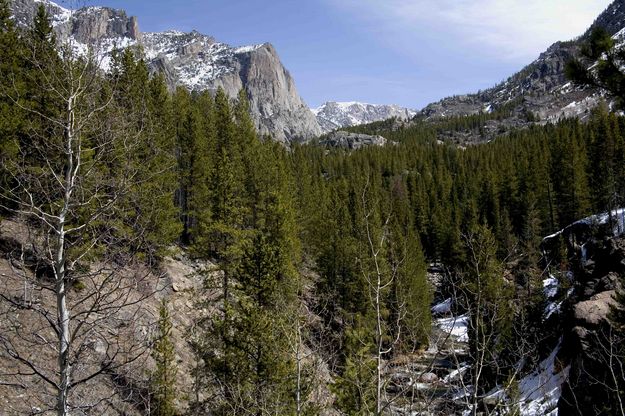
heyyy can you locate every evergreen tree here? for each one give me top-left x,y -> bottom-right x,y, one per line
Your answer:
566,27 -> 625,108
187,91 -> 215,245
224,140 -> 301,413
333,320 -> 377,415
109,49 -> 181,257
151,300 -> 178,416
0,0 -> 24,215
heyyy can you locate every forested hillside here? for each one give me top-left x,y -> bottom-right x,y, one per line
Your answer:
1,2 -> 625,416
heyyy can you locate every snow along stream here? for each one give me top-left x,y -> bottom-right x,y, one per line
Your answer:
427,295 -> 569,415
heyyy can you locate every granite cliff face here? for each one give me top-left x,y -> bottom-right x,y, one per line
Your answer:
140,30 -> 321,142
12,0 -> 139,45
10,0 -> 321,143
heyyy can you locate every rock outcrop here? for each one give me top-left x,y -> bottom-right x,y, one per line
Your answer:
573,290 -> 618,326
320,131 -> 388,150
541,209 -> 625,415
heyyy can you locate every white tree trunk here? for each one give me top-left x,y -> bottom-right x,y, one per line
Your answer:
55,93 -> 77,416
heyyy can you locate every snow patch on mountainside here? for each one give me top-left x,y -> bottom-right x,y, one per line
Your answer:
314,101 -> 416,133
142,31 -> 242,90
234,44 -> 265,54
18,1 -> 274,93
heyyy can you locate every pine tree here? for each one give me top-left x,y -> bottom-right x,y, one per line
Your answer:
460,225 -> 514,406
0,0 -> 24,215
108,49 -> 181,257
208,87 -> 248,258
187,92 -> 215,245
333,320 -> 377,415
392,228 -> 432,350
151,300 -> 178,416
566,27 -> 625,109
31,4 -> 56,46
588,105 -> 617,214
172,87 -> 193,242
201,121 -> 302,415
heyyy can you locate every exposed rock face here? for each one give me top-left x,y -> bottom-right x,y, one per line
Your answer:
11,0 -> 139,44
320,131 -> 388,150
216,43 -> 322,142
11,0 -> 321,143
540,209 -> 625,415
141,30 -> 322,142
70,7 -> 140,44
11,0 -> 69,29
573,291 -> 618,326
313,101 -> 416,133
418,40 -> 591,123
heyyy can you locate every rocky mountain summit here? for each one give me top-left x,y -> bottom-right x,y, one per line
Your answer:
313,101 -> 416,133
10,0 -> 321,143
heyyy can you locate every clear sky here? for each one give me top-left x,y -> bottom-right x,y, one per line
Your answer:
74,0 -> 612,109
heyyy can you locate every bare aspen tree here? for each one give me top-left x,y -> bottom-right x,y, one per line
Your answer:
0,10 -> 174,415
442,229 -> 513,415
561,325 -> 625,416
353,182 -> 415,415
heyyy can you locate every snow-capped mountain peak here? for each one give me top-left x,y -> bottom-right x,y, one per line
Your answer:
10,0 -> 322,143
313,101 -> 416,133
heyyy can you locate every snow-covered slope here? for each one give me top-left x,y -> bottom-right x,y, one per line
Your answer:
313,101 -> 416,133
11,0 -> 321,143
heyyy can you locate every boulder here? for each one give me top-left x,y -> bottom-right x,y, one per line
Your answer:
573,290 -> 617,326
419,372 -> 439,383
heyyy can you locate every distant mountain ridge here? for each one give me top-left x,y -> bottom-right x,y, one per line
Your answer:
313,101 -> 416,133
416,0 -> 625,131
10,0 -> 322,143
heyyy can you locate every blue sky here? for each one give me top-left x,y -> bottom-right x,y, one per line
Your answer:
77,0 -> 611,109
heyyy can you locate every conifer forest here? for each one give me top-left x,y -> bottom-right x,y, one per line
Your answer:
1,1 -> 625,415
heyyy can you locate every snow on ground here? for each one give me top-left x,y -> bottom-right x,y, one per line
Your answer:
485,343 -> 569,416
543,301 -> 562,320
436,314 -> 469,342
576,208 -> 625,235
431,298 -> 452,315
517,344 -> 570,415
543,279 -> 575,321
443,365 -> 471,383
543,208 -> 625,243
543,275 -> 559,299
